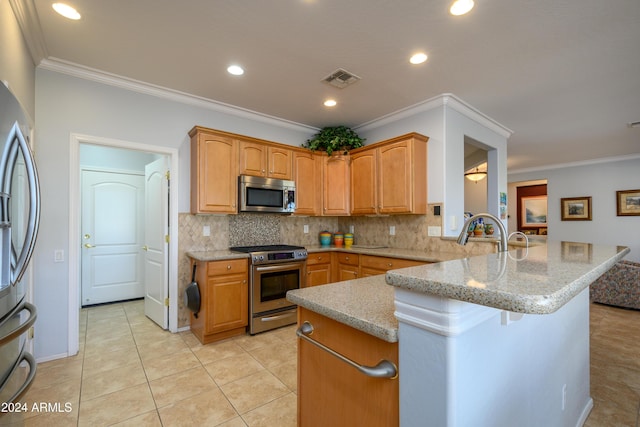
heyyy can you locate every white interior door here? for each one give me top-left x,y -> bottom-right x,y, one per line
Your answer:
81,170 -> 145,305
144,157 -> 169,329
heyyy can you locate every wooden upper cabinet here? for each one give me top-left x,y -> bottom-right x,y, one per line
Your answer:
239,140 -> 292,180
378,134 -> 427,214
350,133 -> 428,215
190,127 -> 238,214
350,150 -> 377,215
268,146 -> 293,180
293,150 -> 321,215
322,154 -> 350,216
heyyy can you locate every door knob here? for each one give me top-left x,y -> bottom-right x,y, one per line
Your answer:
142,245 -> 149,251
84,243 -> 94,249
83,234 -> 91,239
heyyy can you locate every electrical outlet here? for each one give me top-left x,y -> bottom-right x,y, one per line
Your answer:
54,250 -> 64,263
389,226 -> 396,236
349,225 -> 354,233
203,225 -> 211,237
428,226 -> 441,236
303,224 -> 309,234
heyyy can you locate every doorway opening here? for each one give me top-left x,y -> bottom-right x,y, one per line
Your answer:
68,134 -> 179,357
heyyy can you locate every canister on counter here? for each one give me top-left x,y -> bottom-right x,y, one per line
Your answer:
333,232 -> 344,248
344,233 -> 353,248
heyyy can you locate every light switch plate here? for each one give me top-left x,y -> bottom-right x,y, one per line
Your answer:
203,225 -> 211,236
389,226 -> 396,236
303,225 -> 309,233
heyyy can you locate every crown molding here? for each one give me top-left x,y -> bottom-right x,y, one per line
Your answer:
355,93 -> 513,138
38,58 -> 318,134
508,153 -> 640,175
8,0 -> 48,64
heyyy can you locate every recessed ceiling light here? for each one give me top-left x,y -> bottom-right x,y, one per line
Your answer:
410,53 -> 428,65
52,3 -> 81,20
450,0 -> 474,16
324,99 -> 337,107
227,65 -> 244,76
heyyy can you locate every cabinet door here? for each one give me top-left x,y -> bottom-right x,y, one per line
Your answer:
323,154 -> 350,216
239,140 -> 267,177
337,265 -> 359,281
377,140 -> 412,214
377,136 -> 427,214
191,131 -> 238,213
205,273 -> 248,334
350,149 -> 377,215
293,151 -> 321,215
267,146 -> 292,180
306,264 -> 332,287
298,308 -> 399,426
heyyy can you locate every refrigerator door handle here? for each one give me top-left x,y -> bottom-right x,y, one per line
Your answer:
1,350 -> 36,404
0,301 -> 37,347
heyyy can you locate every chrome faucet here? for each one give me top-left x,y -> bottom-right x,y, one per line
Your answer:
457,213 -> 508,252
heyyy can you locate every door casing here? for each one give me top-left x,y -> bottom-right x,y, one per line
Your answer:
69,133 -> 179,357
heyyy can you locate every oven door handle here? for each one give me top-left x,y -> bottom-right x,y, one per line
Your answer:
254,264 -> 302,273
261,311 -> 296,322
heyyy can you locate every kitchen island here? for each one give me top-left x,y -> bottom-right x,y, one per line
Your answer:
287,241 -> 630,427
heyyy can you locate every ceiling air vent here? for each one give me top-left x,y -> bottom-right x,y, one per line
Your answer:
323,68 -> 361,89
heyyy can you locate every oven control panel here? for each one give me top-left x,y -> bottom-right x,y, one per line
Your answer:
251,249 -> 308,265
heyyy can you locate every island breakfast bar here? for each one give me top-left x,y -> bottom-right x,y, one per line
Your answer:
288,241 -> 630,427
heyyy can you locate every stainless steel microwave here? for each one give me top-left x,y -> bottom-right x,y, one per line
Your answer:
238,175 -> 295,213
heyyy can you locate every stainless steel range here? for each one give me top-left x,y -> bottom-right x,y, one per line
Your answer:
229,244 -> 307,334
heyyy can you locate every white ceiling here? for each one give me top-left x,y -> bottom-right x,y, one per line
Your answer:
17,0 -> 640,170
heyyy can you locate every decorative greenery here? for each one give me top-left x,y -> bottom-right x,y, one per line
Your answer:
302,126 -> 365,156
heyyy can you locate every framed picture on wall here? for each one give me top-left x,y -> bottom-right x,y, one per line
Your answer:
521,195 -> 548,227
616,189 -> 640,216
561,196 -> 592,221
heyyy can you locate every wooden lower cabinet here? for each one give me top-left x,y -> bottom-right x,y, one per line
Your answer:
297,307 -> 399,426
335,252 -> 359,281
190,258 -> 248,344
305,252 -> 332,287
360,254 -> 425,277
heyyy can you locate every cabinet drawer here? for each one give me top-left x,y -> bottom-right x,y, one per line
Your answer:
336,252 -> 359,266
307,252 -> 332,265
208,258 -> 248,276
360,255 -> 424,271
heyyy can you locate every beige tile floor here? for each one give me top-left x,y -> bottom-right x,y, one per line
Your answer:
1,300 -> 638,426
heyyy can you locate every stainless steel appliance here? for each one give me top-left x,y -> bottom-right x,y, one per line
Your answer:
238,175 -> 296,214
229,244 -> 307,334
0,84 -> 40,403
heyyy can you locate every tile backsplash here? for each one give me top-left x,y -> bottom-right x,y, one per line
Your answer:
177,206 -> 495,328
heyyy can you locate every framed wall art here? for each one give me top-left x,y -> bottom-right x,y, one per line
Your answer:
521,195 -> 548,227
561,196 -> 592,221
616,189 -> 640,216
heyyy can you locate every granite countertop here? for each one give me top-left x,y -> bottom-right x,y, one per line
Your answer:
286,275 -> 399,343
187,246 -> 462,263
288,241 -> 629,341
386,241 -> 630,314
186,250 -> 250,262
305,245 -> 463,263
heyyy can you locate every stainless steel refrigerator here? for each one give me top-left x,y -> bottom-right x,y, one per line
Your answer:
0,83 -> 40,403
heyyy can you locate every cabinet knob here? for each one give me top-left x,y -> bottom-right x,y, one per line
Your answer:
345,256 -> 349,261
243,280 -> 247,284
388,263 -> 393,267
227,264 -> 232,270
